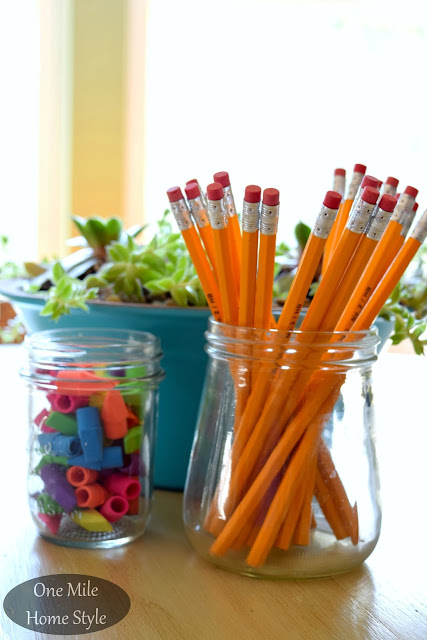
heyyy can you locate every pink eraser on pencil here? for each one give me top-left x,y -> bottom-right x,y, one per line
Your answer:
386,176 -> 399,188
361,175 -> 380,190
334,168 -> 346,176
404,185 -> 418,198
244,185 -> 262,203
213,171 -> 230,188
354,164 -> 367,174
413,202 -> 419,212
166,186 -> 184,203
99,496 -> 129,523
184,182 -> 201,200
378,194 -> 397,213
262,188 -> 280,206
323,191 -> 342,209
361,186 -> 379,204
206,182 -> 224,200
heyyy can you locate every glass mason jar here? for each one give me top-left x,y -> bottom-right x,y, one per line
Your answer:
21,328 -> 164,549
184,319 -> 381,579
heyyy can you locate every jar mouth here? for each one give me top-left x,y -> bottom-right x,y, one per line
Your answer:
206,319 -> 380,368
21,328 -> 164,384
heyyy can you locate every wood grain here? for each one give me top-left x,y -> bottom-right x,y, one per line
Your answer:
0,346 -> 426,640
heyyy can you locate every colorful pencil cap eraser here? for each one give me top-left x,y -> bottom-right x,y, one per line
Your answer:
38,513 -> 62,535
104,473 -> 141,500
323,191 -> 342,209
206,182 -> 224,200
262,188 -> 280,206
100,496 -> 129,523
413,202 -> 419,212
184,182 -> 201,199
213,171 -> 230,187
334,168 -> 346,176
244,185 -> 262,203
186,178 -> 198,186
361,186 -> 379,204
166,186 -> 184,203
354,163 -> 367,174
404,185 -> 418,198
386,176 -> 399,188
66,465 -> 99,487
378,194 -> 397,212
361,175 -> 380,190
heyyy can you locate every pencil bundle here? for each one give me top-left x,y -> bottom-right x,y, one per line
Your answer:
167,168 -> 427,568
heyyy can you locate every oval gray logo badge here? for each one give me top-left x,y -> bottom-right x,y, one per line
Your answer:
3,574 -> 130,635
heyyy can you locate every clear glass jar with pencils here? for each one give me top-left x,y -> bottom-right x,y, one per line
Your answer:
184,319 -> 381,579
21,329 -> 164,549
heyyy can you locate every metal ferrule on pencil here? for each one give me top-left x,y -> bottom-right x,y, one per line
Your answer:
207,198 -> 228,230
259,203 -> 279,236
347,199 -> 377,234
410,209 -> 427,243
313,204 -> 339,239
400,209 -> 417,237
170,199 -> 194,231
333,175 -> 345,196
241,200 -> 260,233
347,171 -> 365,200
187,196 -> 210,229
390,193 -> 416,224
382,183 -> 397,196
223,185 -> 237,218
366,205 -> 394,241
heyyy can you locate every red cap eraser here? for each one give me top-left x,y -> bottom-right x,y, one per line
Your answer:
334,168 -> 346,177
378,194 -> 397,213
361,186 -> 379,205
262,188 -> 280,206
361,175 -> 380,189
213,171 -> 230,188
167,186 -> 184,203
323,191 -> 342,209
244,185 -> 262,203
413,202 -> 419,212
184,182 -> 201,199
404,185 -> 418,198
206,182 -> 224,201
386,176 -> 399,188
186,178 -> 198,186
354,164 -> 367,174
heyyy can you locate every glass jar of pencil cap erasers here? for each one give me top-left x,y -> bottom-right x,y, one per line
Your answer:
21,328 -> 164,548
183,319 -> 381,579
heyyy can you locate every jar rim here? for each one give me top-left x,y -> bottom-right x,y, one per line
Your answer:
206,319 -> 379,368
207,318 -> 380,348
24,328 -> 161,358
21,328 -> 164,384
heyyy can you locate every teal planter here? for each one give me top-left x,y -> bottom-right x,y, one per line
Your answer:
1,280 -> 393,490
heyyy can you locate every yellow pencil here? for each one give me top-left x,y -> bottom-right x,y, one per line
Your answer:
167,186 -> 222,322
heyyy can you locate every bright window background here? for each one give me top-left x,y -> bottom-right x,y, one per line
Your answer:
144,0 -> 427,242
0,0 -> 40,261
1,0 -> 426,256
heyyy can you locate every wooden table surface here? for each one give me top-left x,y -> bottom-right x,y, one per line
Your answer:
0,345 -> 426,640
